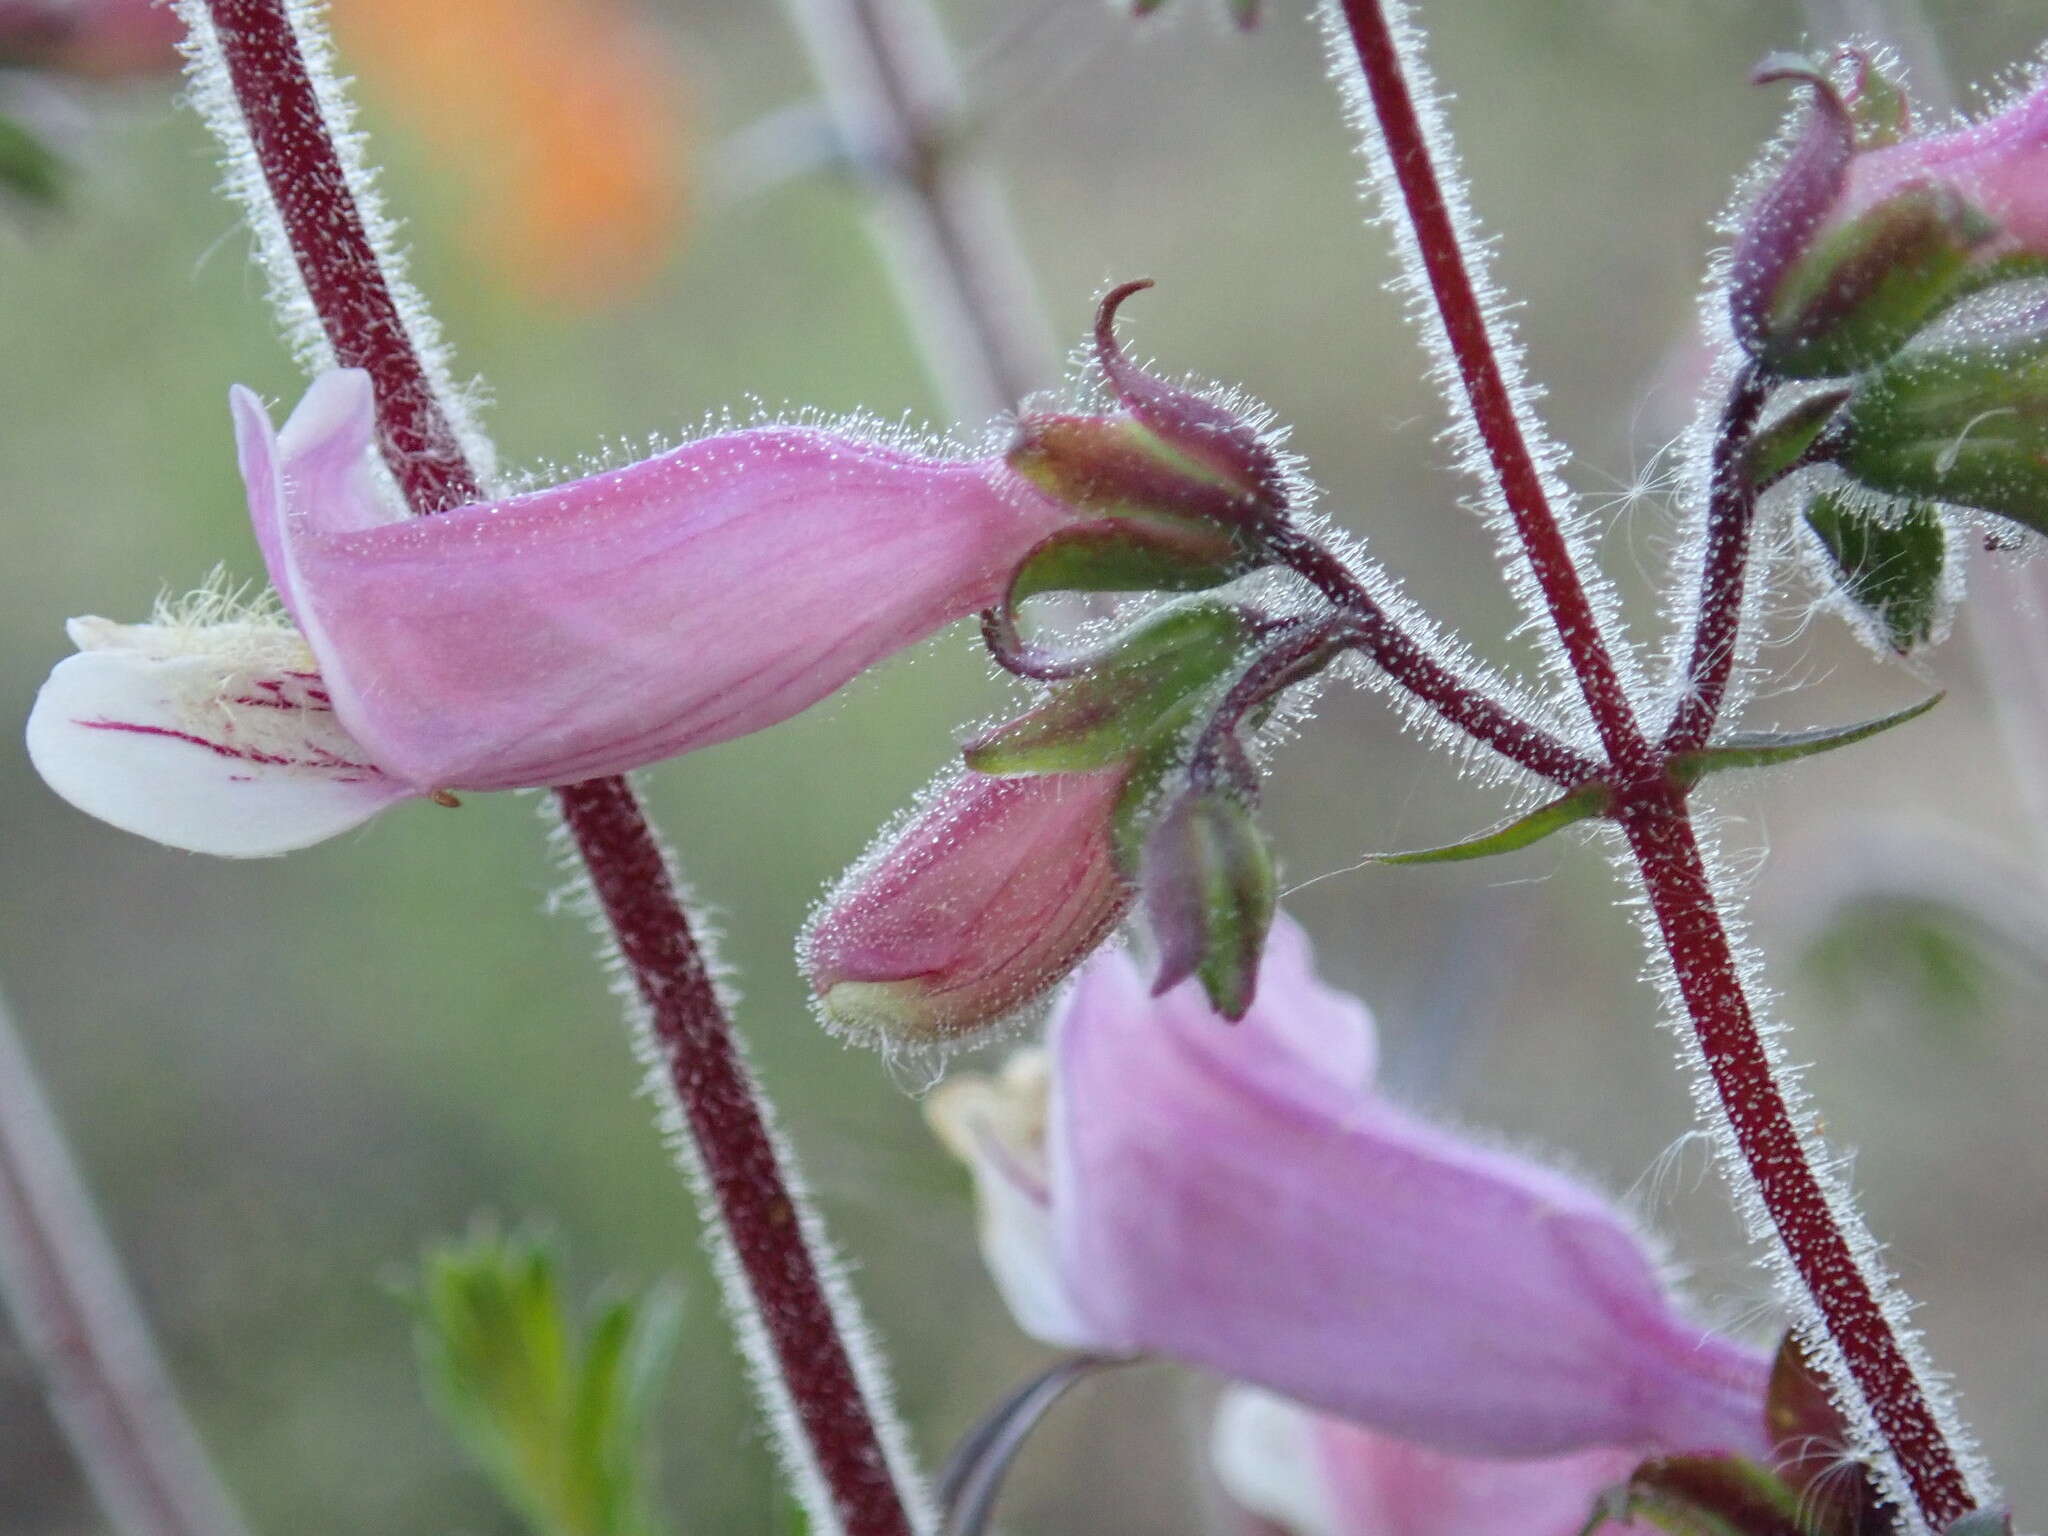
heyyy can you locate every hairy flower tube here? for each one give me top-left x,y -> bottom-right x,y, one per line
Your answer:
26,369 -> 1073,856
801,767 -> 1135,1048
1211,1386 -> 1639,1536
927,915 -> 1772,1460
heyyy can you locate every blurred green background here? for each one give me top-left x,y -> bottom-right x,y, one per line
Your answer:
5,0 -> 2048,1530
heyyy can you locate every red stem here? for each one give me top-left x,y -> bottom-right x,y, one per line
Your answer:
1664,364 -> 1771,755
1278,534 -> 1599,785
199,4 -> 916,1531
1333,1 -> 1978,1525
1334,0 -> 1650,778
1615,781 -> 1972,1527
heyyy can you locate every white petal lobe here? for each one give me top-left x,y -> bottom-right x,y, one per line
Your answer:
26,627 -> 410,857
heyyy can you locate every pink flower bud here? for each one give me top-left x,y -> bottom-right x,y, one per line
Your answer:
928,915 -> 1771,1460
1212,1387 -> 1639,1536
0,0 -> 181,79
26,370 -> 1069,855
802,768 -> 1135,1048
1732,61 -> 2048,376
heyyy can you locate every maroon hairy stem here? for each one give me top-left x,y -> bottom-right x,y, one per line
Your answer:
200,3 -> 916,1532
1615,782 -> 1973,1527
1664,364 -> 1771,754
1334,0 -> 1651,777
1278,533 -> 1599,784
0,1001 -> 254,1536
1333,0 -> 1978,1525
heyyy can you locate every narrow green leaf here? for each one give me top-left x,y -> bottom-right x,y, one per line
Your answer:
0,110 -> 66,209
1672,694 -> 1941,784
406,1227 -> 681,1536
1377,783 -> 1611,865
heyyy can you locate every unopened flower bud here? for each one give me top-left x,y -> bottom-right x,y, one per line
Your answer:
801,769 -> 1135,1048
1003,282 -> 1288,601
1731,58 -> 2007,378
1140,782 -> 1276,1020
1830,308 -> 2048,531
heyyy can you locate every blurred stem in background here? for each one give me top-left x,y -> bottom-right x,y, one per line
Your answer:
0,991 -> 255,1536
778,0 -> 1058,413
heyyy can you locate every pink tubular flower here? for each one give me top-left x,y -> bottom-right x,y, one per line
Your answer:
1212,1387 -> 1639,1536
801,767 -> 1135,1048
927,914 -> 1772,1460
26,370 -> 1069,856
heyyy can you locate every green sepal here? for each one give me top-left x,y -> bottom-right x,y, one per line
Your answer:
1377,783 -> 1611,865
964,601 -> 1257,775
1804,491 -> 1947,654
1583,1455 -> 1808,1536
1142,783 -> 1277,1020
1834,310 -> 2048,531
407,1226 -> 681,1536
1005,518 -> 1250,607
1757,183 -> 1998,380
0,111 -> 65,210
1746,391 -> 1850,488
1845,61 -> 1911,149
1670,693 -> 1941,785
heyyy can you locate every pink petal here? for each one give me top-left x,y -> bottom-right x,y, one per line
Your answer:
1047,918 -> 1771,1460
238,372 -> 1071,790
25,620 -> 410,857
1214,1387 -> 1637,1536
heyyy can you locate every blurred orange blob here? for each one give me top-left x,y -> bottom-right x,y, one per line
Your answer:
333,0 -> 693,309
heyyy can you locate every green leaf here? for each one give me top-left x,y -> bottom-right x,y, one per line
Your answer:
0,111 -> 66,210
1670,693 -> 1941,784
407,1226 -> 681,1536
1376,783 -> 1611,865
1804,491 -> 1947,654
